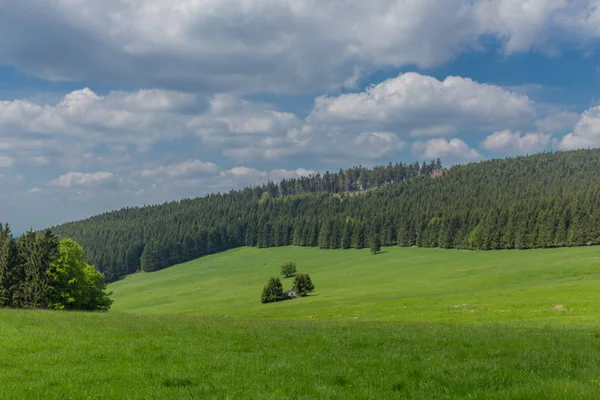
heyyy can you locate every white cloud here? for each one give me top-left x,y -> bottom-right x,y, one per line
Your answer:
50,172 -> 114,188
140,159 -> 219,178
352,132 -> 406,159
482,130 -> 551,154
413,138 -> 482,162
559,106 -> 600,150
1,1 -> 599,93
188,94 -> 300,137
223,72 -> 537,163
0,88 -> 197,161
309,72 -> 534,136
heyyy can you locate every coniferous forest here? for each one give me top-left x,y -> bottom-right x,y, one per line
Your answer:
52,149 -> 600,282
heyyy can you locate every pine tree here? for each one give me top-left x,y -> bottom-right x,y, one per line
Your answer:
370,233 -> 381,255
261,277 -> 284,303
292,273 -> 315,297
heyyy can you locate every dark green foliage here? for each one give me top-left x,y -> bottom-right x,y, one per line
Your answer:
261,277 -> 284,304
141,239 -> 164,272
49,149 -> 600,282
292,273 -> 315,297
0,224 -> 111,311
280,261 -> 297,278
0,224 -> 23,307
370,233 -> 381,255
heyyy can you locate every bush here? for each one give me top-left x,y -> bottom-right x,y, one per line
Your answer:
292,273 -> 315,297
261,277 -> 284,303
280,261 -> 297,278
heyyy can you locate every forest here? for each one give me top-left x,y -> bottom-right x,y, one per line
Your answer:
52,149 -> 600,282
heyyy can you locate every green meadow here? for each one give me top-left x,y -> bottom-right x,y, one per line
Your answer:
110,246 -> 600,323
4,246 -> 600,399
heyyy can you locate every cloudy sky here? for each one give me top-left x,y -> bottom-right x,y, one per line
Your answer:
2,0 -> 600,233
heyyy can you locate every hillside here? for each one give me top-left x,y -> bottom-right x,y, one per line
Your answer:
109,246 -> 600,323
54,149 -> 600,281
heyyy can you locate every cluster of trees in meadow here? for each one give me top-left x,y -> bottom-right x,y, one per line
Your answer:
261,261 -> 315,303
52,149 -> 600,282
0,225 -> 112,311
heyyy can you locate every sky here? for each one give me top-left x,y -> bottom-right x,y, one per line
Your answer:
2,0 -> 600,233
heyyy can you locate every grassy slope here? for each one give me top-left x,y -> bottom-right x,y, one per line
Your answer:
110,246 -> 600,323
5,246 -> 600,399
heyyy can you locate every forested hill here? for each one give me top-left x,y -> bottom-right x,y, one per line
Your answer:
53,149 -> 600,282
52,160 -> 440,281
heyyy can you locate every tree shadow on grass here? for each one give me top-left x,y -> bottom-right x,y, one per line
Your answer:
372,250 -> 389,255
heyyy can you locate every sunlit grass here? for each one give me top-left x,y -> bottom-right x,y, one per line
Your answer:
110,246 -> 600,324
5,246 -> 600,399
2,310 -> 600,399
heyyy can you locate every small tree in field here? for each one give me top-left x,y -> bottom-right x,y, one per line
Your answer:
292,273 -> 315,297
261,277 -> 284,303
280,261 -> 297,278
370,233 -> 381,255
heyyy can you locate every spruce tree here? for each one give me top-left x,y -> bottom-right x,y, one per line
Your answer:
292,273 -> 315,297
370,233 -> 381,255
261,277 -> 284,303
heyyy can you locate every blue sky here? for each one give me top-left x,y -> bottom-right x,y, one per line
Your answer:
1,0 -> 600,233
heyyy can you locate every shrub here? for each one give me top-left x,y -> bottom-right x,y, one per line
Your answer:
280,261 -> 297,278
261,277 -> 284,303
292,273 -> 315,297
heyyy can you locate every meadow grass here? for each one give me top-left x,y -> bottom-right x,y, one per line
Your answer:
4,246 -> 600,399
2,310 -> 600,399
110,246 -> 600,323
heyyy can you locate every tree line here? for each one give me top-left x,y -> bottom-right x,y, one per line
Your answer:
52,149 -> 600,282
0,224 -> 112,311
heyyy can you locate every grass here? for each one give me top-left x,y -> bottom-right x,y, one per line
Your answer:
110,246 -> 600,323
2,310 -> 600,399
4,245 -> 600,399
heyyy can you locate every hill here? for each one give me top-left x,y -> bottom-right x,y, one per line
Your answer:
109,246 -> 600,323
54,149 -> 600,281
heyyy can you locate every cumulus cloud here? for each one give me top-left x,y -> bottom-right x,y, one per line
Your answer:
188,94 -> 300,138
1,1 -> 599,93
226,72 -> 537,163
482,130 -> 551,154
308,72 -> 534,136
559,106 -> 600,150
50,172 -> 114,188
413,138 -> 482,163
0,71 -> 547,170
0,88 -> 300,168
0,87 -> 197,163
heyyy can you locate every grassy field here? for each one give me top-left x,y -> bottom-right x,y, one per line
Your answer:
110,246 -> 600,323
4,246 -> 600,399
2,310 -> 600,399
